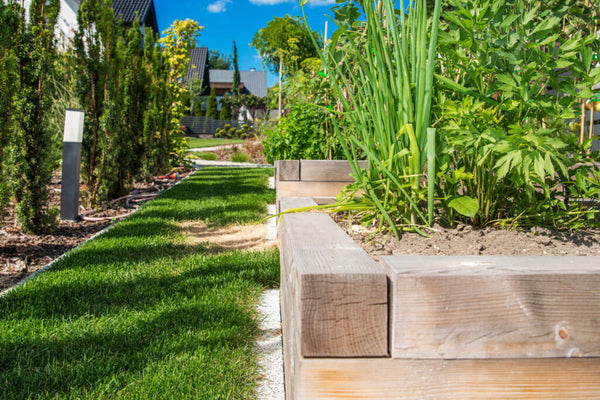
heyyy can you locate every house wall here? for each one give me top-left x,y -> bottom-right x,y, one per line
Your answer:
23,0 -> 81,48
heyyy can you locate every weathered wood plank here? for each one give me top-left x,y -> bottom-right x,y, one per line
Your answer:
296,358 -> 600,399
275,160 -> 300,181
279,197 -> 388,358
277,181 -> 349,200
382,255 -> 600,359
300,160 -> 367,182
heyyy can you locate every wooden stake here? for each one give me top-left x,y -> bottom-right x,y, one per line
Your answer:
580,99 -> 586,144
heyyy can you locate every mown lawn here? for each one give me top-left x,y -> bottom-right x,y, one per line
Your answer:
186,138 -> 245,148
0,167 -> 279,400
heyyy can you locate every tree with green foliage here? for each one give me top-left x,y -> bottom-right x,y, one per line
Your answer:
158,19 -> 204,167
74,0 -> 124,205
220,93 -> 233,120
251,15 -> 322,76
208,49 -> 232,69
11,0 -> 61,232
232,41 -> 241,96
140,29 -> 173,179
206,87 -> 218,119
0,0 -> 20,222
189,76 -> 203,115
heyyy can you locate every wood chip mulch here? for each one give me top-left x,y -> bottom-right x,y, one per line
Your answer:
1,168 -> 194,293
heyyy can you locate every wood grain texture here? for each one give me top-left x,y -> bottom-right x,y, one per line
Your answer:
279,197 -> 388,358
275,160 -> 300,181
382,255 -> 600,359
300,160 -> 367,182
296,358 -> 600,399
276,181 -> 349,200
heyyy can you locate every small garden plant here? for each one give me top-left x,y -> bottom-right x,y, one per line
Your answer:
215,123 -> 253,139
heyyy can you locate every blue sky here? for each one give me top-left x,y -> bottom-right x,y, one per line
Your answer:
153,0 -> 337,87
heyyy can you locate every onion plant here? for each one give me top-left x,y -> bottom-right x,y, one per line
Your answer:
302,0 -> 442,236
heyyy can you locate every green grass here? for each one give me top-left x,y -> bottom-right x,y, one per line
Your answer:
186,151 -> 218,160
0,168 -> 278,400
186,138 -> 245,148
230,152 -> 250,163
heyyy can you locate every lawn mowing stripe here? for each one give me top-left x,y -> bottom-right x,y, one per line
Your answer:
0,167 -> 279,400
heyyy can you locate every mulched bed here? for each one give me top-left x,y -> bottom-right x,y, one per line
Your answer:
1,168 -> 194,293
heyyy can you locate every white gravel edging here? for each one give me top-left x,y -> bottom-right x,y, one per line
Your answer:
257,173 -> 284,399
256,289 -> 284,400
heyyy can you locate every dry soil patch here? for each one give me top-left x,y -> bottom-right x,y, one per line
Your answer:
334,215 -> 600,261
178,221 -> 277,253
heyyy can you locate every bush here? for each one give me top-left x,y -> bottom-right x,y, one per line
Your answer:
262,103 -> 343,164
230,151 -> 250,163
205,87 -> 218,119
215,123 -> 253,139
198,152 -> 218,160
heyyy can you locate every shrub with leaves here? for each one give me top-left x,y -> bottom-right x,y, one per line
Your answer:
435,0 -> 600,228
0,0 -> 20,222
205,87 -> 218,119
215,123 -> 253,139
220,94 -> 233,120
10,0 -> 60,232
262,102 -> 343,164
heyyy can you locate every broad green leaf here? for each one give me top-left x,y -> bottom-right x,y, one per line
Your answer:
538,33 -> 559,47
522,5 -> 539,26
300,0 -> 309,5
579,87 -> 593,99
448,196 -> 479,218
559,37 -> 580,52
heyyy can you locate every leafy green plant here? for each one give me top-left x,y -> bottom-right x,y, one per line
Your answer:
230,151 -> 250,163
303,0 -> 442,235
0,0 -> 21,222
198,151 -> 218,160
215,123 -> 254,139
219,93 -> 233,120
435,0 -> 600,228
262,102 -> 343,163
205,87 -> 218,119
11,0 -> 61,232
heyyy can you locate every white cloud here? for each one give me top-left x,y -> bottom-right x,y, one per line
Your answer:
248,0 -> 294,5
305,0 -> 336,5
207,0 -> 231,13
248,0 -> 334,5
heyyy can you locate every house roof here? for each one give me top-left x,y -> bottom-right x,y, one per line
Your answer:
112,0 -> 158,33
209,69 -> 267,98
185,47 -> 209,86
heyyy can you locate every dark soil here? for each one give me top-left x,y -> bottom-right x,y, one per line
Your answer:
334,215 -> 600,262
1,168 -> 194,293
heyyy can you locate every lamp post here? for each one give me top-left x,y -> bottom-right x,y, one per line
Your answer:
60,109 -> 84,221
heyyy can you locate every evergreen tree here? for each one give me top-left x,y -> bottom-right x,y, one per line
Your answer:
141,29 -> 172,179
232,41 -> 241,96
205,87 -> 218,119
220,94 -> 233,120
74,0 -> 123,205
0,1 -> 20,222
11,0 -> 60,232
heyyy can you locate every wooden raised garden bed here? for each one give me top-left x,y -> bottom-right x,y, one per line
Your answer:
275,160 -> 600,400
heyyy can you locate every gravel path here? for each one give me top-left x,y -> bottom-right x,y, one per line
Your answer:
256,177 -> 284,400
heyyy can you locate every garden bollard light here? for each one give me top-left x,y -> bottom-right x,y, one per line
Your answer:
60,109 -> 84,221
